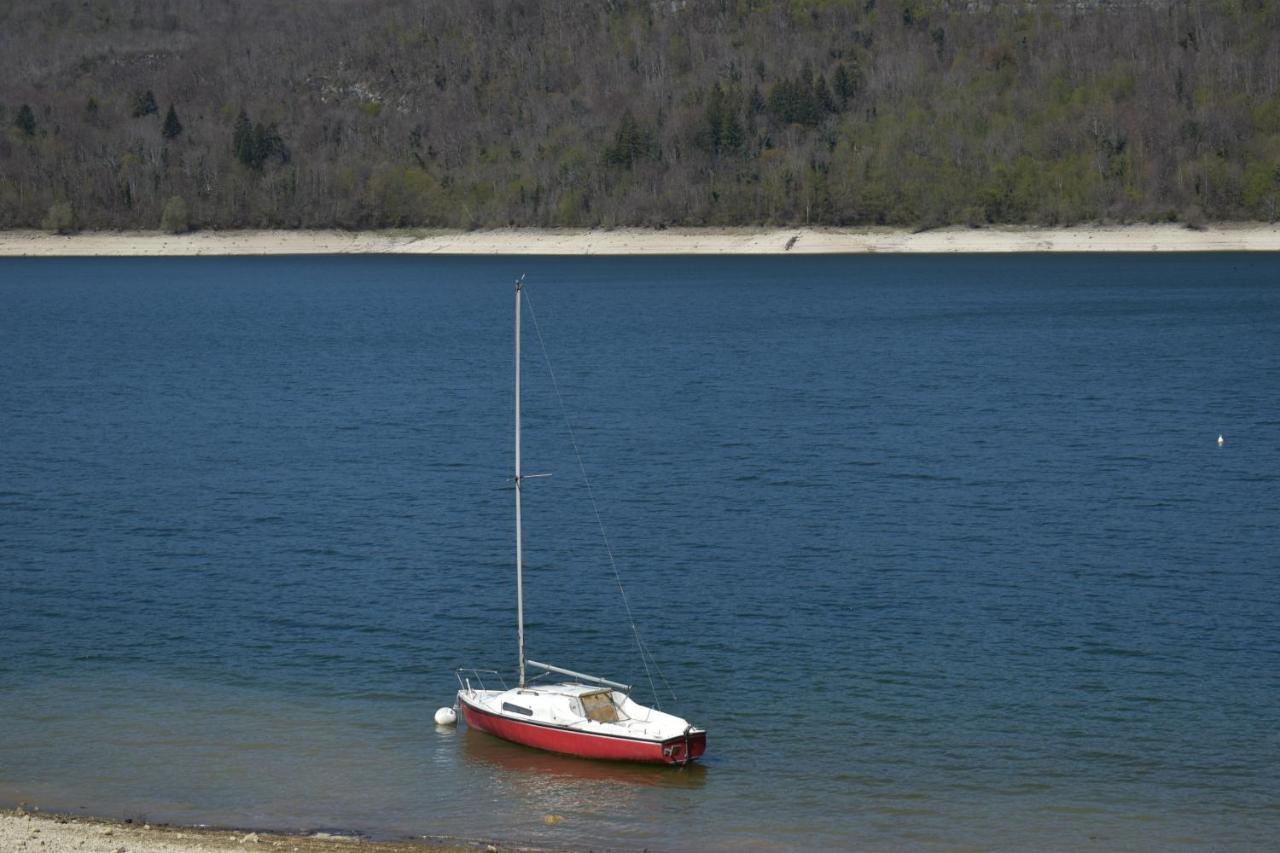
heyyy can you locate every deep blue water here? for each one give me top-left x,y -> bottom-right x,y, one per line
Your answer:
1,254 -> 1277,851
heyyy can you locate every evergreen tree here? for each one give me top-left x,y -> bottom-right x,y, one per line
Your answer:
833,61 -> 861,106
233,109 -> 255,167
131,90 -> 158,117
767,76 -> 820,126
604,110 -> 655,169
765,81 -> 791,124
253,122 -> 288,166
723,112 -> 746,154
162,104 -> 183,139
814,74 -> 836,114
233,111 -> 289,170
833,64 -> 851,108
14,103 -> 36,136
704,82 -> 728,153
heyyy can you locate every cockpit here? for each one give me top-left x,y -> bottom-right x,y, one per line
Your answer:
578,689 -> 629,723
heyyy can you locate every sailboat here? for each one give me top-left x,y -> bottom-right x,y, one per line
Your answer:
452,277 -> 706,765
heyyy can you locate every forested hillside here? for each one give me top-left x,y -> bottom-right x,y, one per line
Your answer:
3,0 -> 1280,231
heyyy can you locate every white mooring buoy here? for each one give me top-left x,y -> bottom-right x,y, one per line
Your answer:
1218,434 -> 1225,447
434,706 -> 457,726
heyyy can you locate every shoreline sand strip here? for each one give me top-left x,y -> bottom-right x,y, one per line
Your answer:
3,225 -> 1280,257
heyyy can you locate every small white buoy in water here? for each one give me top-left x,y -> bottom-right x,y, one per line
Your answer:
434,707 -> 457,726
1218,434 -> 1225,447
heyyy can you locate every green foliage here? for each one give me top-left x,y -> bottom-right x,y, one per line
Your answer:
723,112 -> 746,154
160,195 -> 189,232
14,104 -> 36,136
255,123 -> 289,165
832,62 -> 860,107
367,165 -> 445,226
1252,98 -> 1280,134
556,188 -> 587,224
814,74 -> 836,114
131,90 -> 158,117
232,109 -> 288,170
701,83 -> 745,155
162,105 -> 183,139
1242,160 -> 1280,220
42,200 -> 75,233
767,71 -> 833,126
232,110 -> 253,164
604,110 -> 658,169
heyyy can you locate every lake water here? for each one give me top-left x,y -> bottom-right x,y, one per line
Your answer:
1,254 -> 1277,851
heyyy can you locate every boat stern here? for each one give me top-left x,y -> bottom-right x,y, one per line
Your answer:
660,727 -> 707,765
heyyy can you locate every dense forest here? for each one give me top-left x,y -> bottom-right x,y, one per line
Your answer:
2,0 -> 1280,230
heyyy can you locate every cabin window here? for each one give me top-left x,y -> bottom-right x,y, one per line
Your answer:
579,690 -> 624,723
502,702 -> 533,716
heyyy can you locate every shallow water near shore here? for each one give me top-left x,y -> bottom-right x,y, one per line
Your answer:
1,254 -> 1278,850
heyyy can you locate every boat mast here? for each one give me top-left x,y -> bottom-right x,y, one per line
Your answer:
514,275 -> 526,689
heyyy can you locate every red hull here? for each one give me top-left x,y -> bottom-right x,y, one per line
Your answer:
459,695 -> 705,765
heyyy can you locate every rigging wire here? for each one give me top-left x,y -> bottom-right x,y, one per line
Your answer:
522,284 -> 677,708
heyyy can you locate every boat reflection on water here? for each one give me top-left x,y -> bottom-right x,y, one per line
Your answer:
461,726 -> 708,790
450,727 -> 708,847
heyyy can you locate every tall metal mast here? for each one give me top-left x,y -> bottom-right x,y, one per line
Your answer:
514,275 -> 526,689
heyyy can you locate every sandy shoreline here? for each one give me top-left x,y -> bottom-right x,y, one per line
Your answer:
0,811 -> 526,853
3,224 -> 1280,257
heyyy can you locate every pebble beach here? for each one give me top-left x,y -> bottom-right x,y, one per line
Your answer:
0,811 -> 496,853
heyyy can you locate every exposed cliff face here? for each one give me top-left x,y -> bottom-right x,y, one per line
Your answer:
2,0 -> 1278,230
